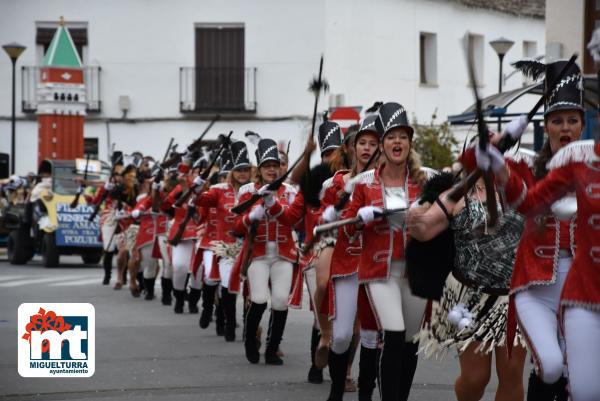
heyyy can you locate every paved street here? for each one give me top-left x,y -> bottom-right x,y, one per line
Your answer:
0,254 -> 527,401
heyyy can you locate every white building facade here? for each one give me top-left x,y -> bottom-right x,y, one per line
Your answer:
0,0 -> 544,174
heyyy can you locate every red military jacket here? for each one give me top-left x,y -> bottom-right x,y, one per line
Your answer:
195,182 -> 240,245
163,184 -> 198,243
321,170 -> 364,278
343,164 -> 423,283
505,140 -> 600,309
461,147 -> 577,294
233,182 -> 298,263
133,191 -> 169,249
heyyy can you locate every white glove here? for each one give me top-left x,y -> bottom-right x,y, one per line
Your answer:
357,206 -> 383,224
115,209 -> 127,218
503,115 -> 528,140
182,150 -> 194,164
322,205 -> 340,223
257,184 -> 276,207
152,182 -> 162,191
104,182 -> 115,191
193,176 -> 206,188
249,205 -> 265,222
76,186 -> 84,195
477,144 -> 505,173
131,210 -> 141,219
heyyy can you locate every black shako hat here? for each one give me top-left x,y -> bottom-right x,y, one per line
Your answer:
318,121 -> 342,156
512,59 -> 584,116
544,60 -> 584,116
356,114 -> 384,142
219,149 -> 234,175
377,102 -> 414,140
230,141 -> 251,170
255,138 -> 280,167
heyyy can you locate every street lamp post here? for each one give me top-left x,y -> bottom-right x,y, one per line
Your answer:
489,37 -> 514,133
2,42 -> 26,175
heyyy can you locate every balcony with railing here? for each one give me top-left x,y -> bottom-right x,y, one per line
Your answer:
21,65 -> 102,113
180,67 -> 256,113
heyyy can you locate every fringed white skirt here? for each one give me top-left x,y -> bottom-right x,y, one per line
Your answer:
418,272 -> 526,358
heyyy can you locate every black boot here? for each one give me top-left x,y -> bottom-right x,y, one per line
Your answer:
136,272 -> 144,293
327,349 -> 350,401
265,309 -> 288,365
160,277 -> 173,305
200,285 -> 217,328
102,252 -> 113,285
554,376 -> 569,401
244,302 -> 267,364
358,346 -> 378,401
222,287 -> 237,342
398,341 -> 419,401
215,296 -> 225,336
143,277 -> 155,300
379,331 -> 405,401
527,370 -> 567,401
188,288 -> 201,314
307,327 -> 323,384
173,289 -> 185,314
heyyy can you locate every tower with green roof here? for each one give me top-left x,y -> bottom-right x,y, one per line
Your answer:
37,16 -> 85,163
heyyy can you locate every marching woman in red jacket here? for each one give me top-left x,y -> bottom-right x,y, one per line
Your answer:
163,161 -> 201,314
340,102 -> 430,401
498,69 -> 600,401
460,60 -> 585,400
130,169 -> 177,300
319,114 -> 381,401
233,137 -> 298,366
193,141 -> 253,341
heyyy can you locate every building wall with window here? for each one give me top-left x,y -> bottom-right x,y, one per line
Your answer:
0,0 -> 544,174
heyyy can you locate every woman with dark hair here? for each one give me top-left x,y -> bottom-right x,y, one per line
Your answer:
496,60 -> 598,401
233,137 -> 298,365
111,164 -> 140,290
193,142 -> 253,341
452,60 -> 583,401
340,102 -> 431,401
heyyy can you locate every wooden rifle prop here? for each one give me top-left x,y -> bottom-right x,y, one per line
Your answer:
447,53 -> 579,204
168,132 -> 233,246
231,56 -> 328,215
465,35 -> 499,229
173,131 -> 234,208
88,150 -> 124,222
70,153 -> 90,208
150,138 -> 175,213
312,207 -> 408,236
240,221 -> 258,278
160,114 -> 221,169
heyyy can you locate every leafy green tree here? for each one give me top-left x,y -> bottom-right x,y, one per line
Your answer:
411,109 -> 458,170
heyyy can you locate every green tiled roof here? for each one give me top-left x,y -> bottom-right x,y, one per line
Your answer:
42,25 -> 82,67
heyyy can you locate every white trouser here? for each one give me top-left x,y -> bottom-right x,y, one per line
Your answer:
515,256 -> 570,383
172,240 -> 194,290
139,245 -> 159,279
331,273 -> 358,354
218,258 -> 234,289
202,249 -> 218,286
304,265 -> 319,329
247,242 -> 293,311
366,260 -> 427,337
158,235 -> 173,279
360,329 -> 378,349
102,222 -> 117,252
564,307 -> 600,401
